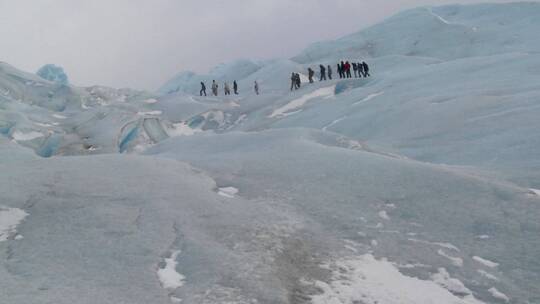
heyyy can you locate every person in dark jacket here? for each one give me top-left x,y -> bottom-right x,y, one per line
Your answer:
295,73 -> 301,89
233,80 -> 238,94
291,73 -> 296,91
308,68 -> 315,83
352,62 -> 358,78
362,61 -> 370,77
357,62 -> 364,78
327,65 -> 332,80
254,81 -> 259,95
339,61 -> 344,78
200,82 -> 207,96
319,65 -> 327,81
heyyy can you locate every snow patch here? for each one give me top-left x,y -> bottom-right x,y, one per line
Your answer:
473,256 -> 499,268
270,86 -> 335,118
0,206 -> 29,242
378,210 -> 390,220
488,287 -> 509,302
476,235 -> 491,240
428,8 -> 451,25
157,250 -> 185,290
343,240 -> 360,253
167,122 -> 200,137
438,249 -> 464,267
431,268 -> 474,296
352,91 -> 384,106
138,110 -> 163,116
144,98 -> 159,104
52,114 -> 67,119
310,254 -> 485,304
34,122 -> 57,128
218,187 -> 239,198
529,188 -> 540,196
408,238 -> 460,252
478,270 -> 499,281
12,131 -> 44,141
322,116 -> 347,132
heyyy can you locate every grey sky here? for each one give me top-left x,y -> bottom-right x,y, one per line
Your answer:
0,0 -> 530,90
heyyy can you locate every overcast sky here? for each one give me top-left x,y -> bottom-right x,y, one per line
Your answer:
0,0 -> 530,90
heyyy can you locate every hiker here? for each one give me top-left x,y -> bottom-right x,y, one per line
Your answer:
357,62 -> 364,78
362,61 -> 370,77
338,62 -> 343,79
254,81 -> 259,95
233,80 -> 238,94
291,73 -> 296,91
319,65 -> 327,81
345,61 -> 352,78
308,68 -> 315,83
295,73 -> 301,89
200,82 -> 206,96
224,82 -> 231,95
327,65 -> 332,80
212,80 -> 218,96
352,63 -> 358,78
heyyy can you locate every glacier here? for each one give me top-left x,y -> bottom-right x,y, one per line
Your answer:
36,64 -> 69,85
1,2 -> 540,304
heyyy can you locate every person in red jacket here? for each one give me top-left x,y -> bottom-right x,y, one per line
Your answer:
345,61 -> 352,78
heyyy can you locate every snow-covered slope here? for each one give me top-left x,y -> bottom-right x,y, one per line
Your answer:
2,2 -> 540,304
292,3 -> 540,63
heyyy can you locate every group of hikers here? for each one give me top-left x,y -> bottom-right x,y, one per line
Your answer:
291,60 -> 370,91
199,60 -> 371,96
200,80 -> 259,96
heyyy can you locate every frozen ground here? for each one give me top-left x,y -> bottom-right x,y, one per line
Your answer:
1,2 -> 540,304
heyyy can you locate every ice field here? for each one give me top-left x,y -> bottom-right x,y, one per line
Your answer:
1,3 -> 540,303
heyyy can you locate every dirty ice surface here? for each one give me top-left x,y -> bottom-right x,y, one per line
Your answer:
2,2 -> 540,304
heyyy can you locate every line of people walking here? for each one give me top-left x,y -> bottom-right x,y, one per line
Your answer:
200,80 -> 259,96
292,60 -> 370,91
337,61 -> 370,79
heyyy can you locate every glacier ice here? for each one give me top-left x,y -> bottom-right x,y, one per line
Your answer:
1,2 -> 540,304
36,64 -> 69,85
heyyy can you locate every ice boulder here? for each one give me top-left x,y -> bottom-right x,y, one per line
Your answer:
36,64 -> 69,85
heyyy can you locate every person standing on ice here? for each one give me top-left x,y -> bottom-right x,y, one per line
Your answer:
357,62 -> 364,78
224,82 -> 231,95
337,62 -> 343,79
233,81 -> 238,95
352,62 -> 358,78
345,61 -> 352,78
308,68 -> 315,83
362,61 -> 370,77
290,73 -> 297,91
200,82 -> 207,96
295,73 -> 301,89
211,80 -> 219,96
327,65 -> 332,80
319,65 -> 327,81
254,81 -> 259,95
